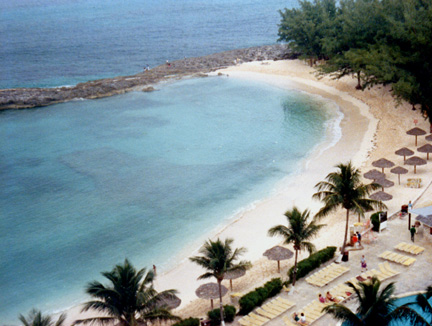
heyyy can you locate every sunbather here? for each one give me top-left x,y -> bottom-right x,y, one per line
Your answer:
326,291 -> 340,303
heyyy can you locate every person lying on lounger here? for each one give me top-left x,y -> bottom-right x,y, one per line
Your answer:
326,291 -> 340,303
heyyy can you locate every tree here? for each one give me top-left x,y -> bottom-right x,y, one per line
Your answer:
73,259 -> 179,326
190,238 -> 251,326
268,207 -> 325,286
19,309 -> 66,326
313,162 -> 386,254
278,0 -> 339,65
324,277 -> 431,325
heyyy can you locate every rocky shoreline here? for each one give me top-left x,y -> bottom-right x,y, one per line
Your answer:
0,44 -> 295,110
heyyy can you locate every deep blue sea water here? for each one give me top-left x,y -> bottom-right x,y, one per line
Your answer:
0,1 -> 343,325
1,0 -> 296,89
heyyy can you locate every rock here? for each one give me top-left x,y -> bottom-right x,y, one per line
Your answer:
0,44 -> 294,110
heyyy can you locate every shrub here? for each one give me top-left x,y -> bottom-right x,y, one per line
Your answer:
287,246 -> 336,283
238,278 -> 283,315
174,317 -> 200,326
370,212 -> 382,232
207,305 -> 236,326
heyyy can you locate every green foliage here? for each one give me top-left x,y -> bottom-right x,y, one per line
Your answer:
19,309 -> 66,326
73,259 -> 179,326
287,246 -> 336,283
371,212 -> 382,232
190,238 -> 251,325
278,0 -> 432,123
173,318 -> 200,326
313,162 -> 385,253
268,206 -> 326,285
238,278 -> 283,315
207,306 -> 236,326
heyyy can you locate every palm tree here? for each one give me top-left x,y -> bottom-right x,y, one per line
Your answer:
19,309 -> 66,326
190,238 -> 251,326
268,207 -> 325,286
313,161 -> 386,254
73,259 -> 179,326
324,277 -> 430,326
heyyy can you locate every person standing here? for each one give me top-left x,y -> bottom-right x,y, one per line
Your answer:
361,255 -> 367,272
410,225 -> 416,242
356,231 -> 362,246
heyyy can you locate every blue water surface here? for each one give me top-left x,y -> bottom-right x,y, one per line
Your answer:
0,0 -> 297,88
0,76 -> 335,324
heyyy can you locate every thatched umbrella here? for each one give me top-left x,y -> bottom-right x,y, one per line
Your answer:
156,292 -> 182,310
195,283 -> 228,309
390,166 -> 409,185
405,156 -> 427,174
370,191 -> 393,201
395,147 -> 414,161
263,245 -> 293,273
426,134 -> 432,142
375,178 -> 394,191
363,169 -> 385,180
418,144 -> 432,160
407,127 -> 427,146
372,158 -> 395,174
224,269 -> 246,291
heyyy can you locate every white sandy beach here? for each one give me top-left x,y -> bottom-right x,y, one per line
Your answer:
61,59 -> 432,326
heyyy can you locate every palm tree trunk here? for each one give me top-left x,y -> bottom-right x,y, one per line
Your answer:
218,279 -> 225,326
292,249 -> 299,286
341,209 -> 350,254
355,71 -> 362,89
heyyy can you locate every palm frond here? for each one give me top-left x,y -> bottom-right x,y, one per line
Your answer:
72,317 -> 116,326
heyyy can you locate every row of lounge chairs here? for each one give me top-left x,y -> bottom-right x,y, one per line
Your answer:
238,297 -> 295,326
346,262 -> 400,286
379,250 -> 416,266
306,263 -> 350,287
395,242 -> 425,255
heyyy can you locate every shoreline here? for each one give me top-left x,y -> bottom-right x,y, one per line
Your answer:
38,58 -> 431,326
0,45 -> 294,110
57,59 -> 379,326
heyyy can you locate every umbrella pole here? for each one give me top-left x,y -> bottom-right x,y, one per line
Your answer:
414,165 -> 417,174
277,260 -> 280,273
415,136 -> 418,146
211,299 -> 214,309
398,174 -> 400,185
230,279 -> 233,291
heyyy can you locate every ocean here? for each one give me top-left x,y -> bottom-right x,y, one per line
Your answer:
0,1 -> 342,325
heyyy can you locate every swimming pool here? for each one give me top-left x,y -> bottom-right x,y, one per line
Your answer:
389,294 -> 432,325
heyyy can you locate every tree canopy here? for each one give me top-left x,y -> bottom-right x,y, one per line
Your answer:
278,0 -> 432,124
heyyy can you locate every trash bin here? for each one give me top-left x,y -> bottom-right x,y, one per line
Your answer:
401,205 -> 408,213
342,251 -> 349,262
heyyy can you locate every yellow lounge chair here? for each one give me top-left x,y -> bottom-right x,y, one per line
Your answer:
249,312 -> 270,324
384,262 -> 399,274
282,315 -> 297,326
256,307 -> 278,319
402,257 -> 416,266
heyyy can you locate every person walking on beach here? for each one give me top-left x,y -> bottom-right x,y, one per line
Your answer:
361,255 -> 367,272
410,225 -> 416,242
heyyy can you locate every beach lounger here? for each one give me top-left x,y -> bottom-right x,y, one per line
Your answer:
239,316 -> 260,326
256,308 -> 278,319
282,315 -> 298,326
384,262 -> 399,274
249,312 -> 270,324
378,263 -> 399,278
263,303 -> 284,314
379,251 -> 416,266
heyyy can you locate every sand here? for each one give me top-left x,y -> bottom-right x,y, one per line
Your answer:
60,59 -> 432,326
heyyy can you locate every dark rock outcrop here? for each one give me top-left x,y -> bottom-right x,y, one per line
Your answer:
0,44 -> 295,110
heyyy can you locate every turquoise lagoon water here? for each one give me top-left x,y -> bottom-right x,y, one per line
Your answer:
0,76 -> 338,324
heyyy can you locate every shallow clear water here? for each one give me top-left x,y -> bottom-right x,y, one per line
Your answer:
0,0 -> 296,88
0,76 -> 335,324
